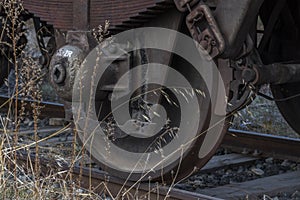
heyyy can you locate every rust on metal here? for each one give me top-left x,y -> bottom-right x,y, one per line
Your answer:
73,0 -> 89,30
15,151 -> 222,200
23,0 -> 73,30
22,0 -> 173,31
0,95 -> 65,118
185,3 -> 225,58
223,129 -> 300,162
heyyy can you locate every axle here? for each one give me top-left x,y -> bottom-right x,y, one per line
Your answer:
243,63 -> 300,86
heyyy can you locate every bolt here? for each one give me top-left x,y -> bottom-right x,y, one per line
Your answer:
53,64 -> 66,84
211,40 -> 216,46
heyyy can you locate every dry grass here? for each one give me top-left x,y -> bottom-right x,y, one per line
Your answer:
0,1 -> 103,199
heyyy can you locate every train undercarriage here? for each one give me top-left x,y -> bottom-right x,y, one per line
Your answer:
1,0 -> 300,183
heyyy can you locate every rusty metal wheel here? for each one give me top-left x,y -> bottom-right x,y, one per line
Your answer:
91,66 -> 231,182
73,28 -> 230,183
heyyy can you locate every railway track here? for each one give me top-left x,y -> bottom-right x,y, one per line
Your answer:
8,126 -> 300,199
0,95 -> 65,118
1,96 -> 300,199
15,147 -> 221,200
1,94 -> 298,160
224,129 -> 300,162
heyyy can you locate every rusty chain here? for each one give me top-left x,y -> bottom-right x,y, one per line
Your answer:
174,0 -> 225,58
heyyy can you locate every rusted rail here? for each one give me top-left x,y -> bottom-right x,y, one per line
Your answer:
15,151 -> 221,200
0,95 -> 65,118
13,128 -> 300,200
71,167 -> 222,200
11,125 -> 300,200
223,129 -> 300,162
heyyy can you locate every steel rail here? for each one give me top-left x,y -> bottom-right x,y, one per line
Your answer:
71,166 -> 223,200
223,129 -> 300,162
14,127 -> 300,199
15,152 -> 222,200
0,95 -> 65,118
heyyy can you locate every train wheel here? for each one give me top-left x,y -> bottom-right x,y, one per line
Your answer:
271,83 -> 300,134
73,28 -> 230,183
